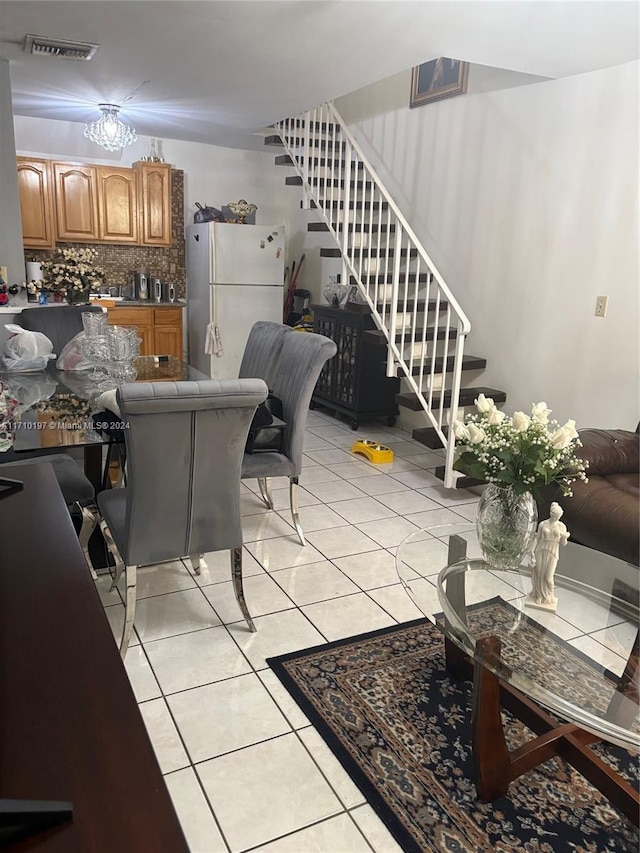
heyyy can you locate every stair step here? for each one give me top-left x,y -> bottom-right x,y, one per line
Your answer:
321,247 -> 418,258
347,298 -> 446,314
396,386 -> 507,412
286,176 -> 374,190
434,466 -> 486,489
281,120 -> 340,133
365,327 -> 457,345
413,426 -> 448,449
307,222 -> 395,233
275,155 -> 363,169
338,272 -> 427,285
303,199 -> 390,211
267,135 -> 346,150
401,354 -> 487,377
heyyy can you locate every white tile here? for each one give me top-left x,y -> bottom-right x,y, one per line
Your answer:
306,527 -> 381,560
351,804 -> 405,853
94,574 -> 121,606
589,620 -> 638,660
388,469 -> 442,489
168,673 -> 290,762
270,485 -> 320,511
144,625 -> 252,694
417,485 -> 480,507
197,733 -> 342,852
241,512 -> 295,543
257,669 -> 310,729
299,466 -> 341,485
554,587 -> 625,634
305,448 -> 355,465
329,496 -> 396,524
116,560 -> 196,599
326,461 -> 384,480
301,435 -> 337,451
521,607 -> 583,641
349,474 -> 411,496
376,490 -> 442,515
185,547 -> 264,585
271,560 -> 360,605
253,813 -> 371,853
333,550 -> 404,590
356,516 -> 421,548
301,593 -> 395,641
298,726 -> 366,808
379,439 -> 427,457
283,503 -> 350,533
103,603 -> 140,648
404,506 -> 476,531
363,458 -> 419,475
164,767 -> 227,853
139,698 -> 190,774
446,501 -> 480,522
203,573 -> 296,623
134,588 -> 221,643
247,536 -> 326,572
306,424 -> 353,439
229,608 -> 325,669
368,582 -> 430,623
124,645 -> 162,702
304,479 -> 367,503
241,492 -> 271,516
568,635 -> 628,677
396,534 -> 449,578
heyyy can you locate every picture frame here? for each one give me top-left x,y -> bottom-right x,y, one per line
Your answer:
409,58 -> 469,108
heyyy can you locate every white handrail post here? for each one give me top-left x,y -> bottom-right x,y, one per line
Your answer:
387,224 -> 402,378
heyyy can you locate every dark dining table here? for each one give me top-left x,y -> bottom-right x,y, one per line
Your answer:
1,355 -> 209,490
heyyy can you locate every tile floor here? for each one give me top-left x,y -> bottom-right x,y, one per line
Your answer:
96,410 -> 637,853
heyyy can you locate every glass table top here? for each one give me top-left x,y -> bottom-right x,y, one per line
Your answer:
1,357 -> 209,454
396,525 -> 640,751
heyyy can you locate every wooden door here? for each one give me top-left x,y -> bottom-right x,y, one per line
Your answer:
97,167 -> 137,243
135,162 -> 171,246
53,163 -> 99,241
152,308 -> 182,358
16,158 -> 55,248
108,307 -> 152,356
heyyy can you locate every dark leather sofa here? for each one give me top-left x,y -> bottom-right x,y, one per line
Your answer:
538,428 -> 639,567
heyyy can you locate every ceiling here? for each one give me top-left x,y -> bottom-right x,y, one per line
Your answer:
0,1 -> 637,150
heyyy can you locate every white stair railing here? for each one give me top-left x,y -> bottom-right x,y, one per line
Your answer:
275,102 -> 471,487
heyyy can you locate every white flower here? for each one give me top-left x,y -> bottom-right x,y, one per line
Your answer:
560,419 -> 578,441
487,408 -> 505,426
453,421 -> 470,442
467,424 -> 486,444
550,425 -> 575,449
475,393 -> 494,413
531,402 -> 551,425
512,411 -> 531,432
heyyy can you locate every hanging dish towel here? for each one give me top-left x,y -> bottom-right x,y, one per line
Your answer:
204,323 -> 223,357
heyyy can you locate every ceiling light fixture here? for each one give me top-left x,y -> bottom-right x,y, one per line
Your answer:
84,104 -> 137,152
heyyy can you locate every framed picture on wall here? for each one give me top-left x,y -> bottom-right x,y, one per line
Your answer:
410,58 -> 469,108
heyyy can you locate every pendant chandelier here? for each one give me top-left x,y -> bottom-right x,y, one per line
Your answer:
84,103 -> 137,152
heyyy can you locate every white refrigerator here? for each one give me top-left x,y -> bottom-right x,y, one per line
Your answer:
186,222 -> 285,378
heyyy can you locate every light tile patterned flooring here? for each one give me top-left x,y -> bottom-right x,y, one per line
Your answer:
97,410 -> 636,853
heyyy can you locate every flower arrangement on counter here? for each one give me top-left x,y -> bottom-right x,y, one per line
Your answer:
453,394 -> 588,500
40,247 -> 106,295
0,381 -> 19,452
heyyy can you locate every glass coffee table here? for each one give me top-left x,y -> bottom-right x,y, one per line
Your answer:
396,525 -> 640,825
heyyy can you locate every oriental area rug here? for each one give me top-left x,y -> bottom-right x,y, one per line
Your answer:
268,603 -> 639,853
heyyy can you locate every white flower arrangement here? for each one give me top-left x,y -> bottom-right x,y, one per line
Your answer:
453,394 -> 588,499
40,247 -> 106,294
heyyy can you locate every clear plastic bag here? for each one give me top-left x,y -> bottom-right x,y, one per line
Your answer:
57,331 -> 92,371
1,323 -> 56,372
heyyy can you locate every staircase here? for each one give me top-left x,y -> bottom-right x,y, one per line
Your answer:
270,103 -> 506,488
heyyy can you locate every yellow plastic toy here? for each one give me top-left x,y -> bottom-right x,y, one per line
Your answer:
350,439 -> 394,464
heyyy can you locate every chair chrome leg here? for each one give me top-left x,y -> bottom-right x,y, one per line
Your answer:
190,554 -> 201,575
100,518 -> 125,592
120,563 -> 137,658
231,547 -> 256,632
289,477 -> 305,546
257,477 -> 274,509
77,502 -> 98,579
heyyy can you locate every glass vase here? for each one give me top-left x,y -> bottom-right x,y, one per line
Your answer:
66,287 -> 91,306
476,484 -> 538,570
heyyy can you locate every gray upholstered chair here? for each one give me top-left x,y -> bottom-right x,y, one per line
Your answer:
97,378 -> 268,657
239,320 -> 293,388
241,331 -> 337,545
19,305 -> 103,355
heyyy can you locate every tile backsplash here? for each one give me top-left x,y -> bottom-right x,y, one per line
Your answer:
26,169 -> 186,299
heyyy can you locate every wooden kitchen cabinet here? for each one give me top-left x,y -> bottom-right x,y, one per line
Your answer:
53,162 -> 100,242
16,157 -> 55,248
107,305 -> 183,359
96,166 -> 138,243
135,162 -> 172,247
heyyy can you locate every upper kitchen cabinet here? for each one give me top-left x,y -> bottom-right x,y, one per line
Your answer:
135,162 -> 171,247
53,163 -> 99,242
96,166 -> 137,243
16,158 -> 55,248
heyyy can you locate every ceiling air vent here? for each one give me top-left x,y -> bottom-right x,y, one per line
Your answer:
24,34 -> 99,61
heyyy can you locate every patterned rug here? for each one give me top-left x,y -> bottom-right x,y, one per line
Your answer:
268,601 -> 639,853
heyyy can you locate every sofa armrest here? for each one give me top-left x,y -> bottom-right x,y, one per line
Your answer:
577,429 -> 639,476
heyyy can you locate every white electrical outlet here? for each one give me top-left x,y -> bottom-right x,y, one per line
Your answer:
595,295 -> 608,317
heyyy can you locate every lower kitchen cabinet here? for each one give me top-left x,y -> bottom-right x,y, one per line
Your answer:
312,304 -> 399,430
107,305 -> 183,359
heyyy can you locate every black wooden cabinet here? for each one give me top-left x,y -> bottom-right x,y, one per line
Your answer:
312,304 -> 400,430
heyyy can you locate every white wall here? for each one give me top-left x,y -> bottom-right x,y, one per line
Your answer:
0,60 -> 25,286
333,61 -> 639,432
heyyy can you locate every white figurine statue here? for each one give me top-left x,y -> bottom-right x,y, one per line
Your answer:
525,502 -> 570,612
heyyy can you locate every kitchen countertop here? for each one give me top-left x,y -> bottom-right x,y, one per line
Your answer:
0,300 -> 186,313
117,300 -> 186,307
